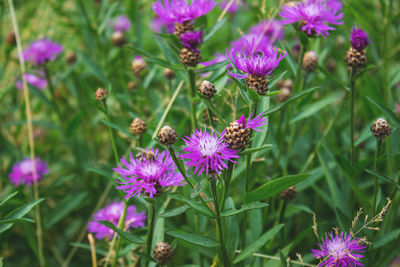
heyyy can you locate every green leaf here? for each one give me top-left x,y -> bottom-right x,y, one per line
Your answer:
202,99 -> 228,125
191,176 -> 211,199
0,191 -> 18,207
0,218 -> 35,224
169,195 -> 214,218
101,120 -> 133,137
220,202 -> 269,217
233,224 -> 284,264
245,174 -> 311,203
366,97 -> 400,128
247,86 -> 261,103
167,231 -> 219,248
317,65 -> 350,92
269,71 -> 288,88
159,205 -> 189,218
229,75 -> 251,106
98,221 -> 145,244
238,144 -> 273,156
374,229 -> 400,249
70,243 -> 108,256
365,169 -> 400,189
203,18 -> 227,43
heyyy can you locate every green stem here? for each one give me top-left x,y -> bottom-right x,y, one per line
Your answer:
210,178 -> 230,267
373,138 -> 383,215
143,200 -> 155,267
188,69 -> 198,129
103,101 -> 119,164
206,103 -> 214,129
220,161 -> 234,211
350,69 -> 356,167
111,201 -> 128,267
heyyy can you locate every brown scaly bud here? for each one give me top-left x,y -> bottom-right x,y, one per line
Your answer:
198,80 -> 216,99
130,118 -> 147,135
279,186 -> 297,201
95,87 -> 108,101
370,118 -> 391,140
132,56 -> 147,76
158,126 -> 178,146
224,121 -> 251,150
6,32 -> 16,46
112,31 -> 126,46
277,88 -> 291,103
246,75 -> 269,95
66,51 -> 77,65
302,51 -> 318,72
164,68 -> 175,80
174,21 -> 194,37
153,242 -> 174,265
345,47 -> 367,70
179,47 -> 201,67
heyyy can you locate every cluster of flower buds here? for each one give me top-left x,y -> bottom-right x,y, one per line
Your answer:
345,26 -> 370,70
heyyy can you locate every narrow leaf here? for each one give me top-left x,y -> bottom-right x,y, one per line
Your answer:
159,205 -> 189,218
365,169 -> 400,189
98,221 -> 145,244
167,231 -> 219,248
239,144 -> 273,156
220,202 -> 269,217
169,195 -> 214,218
0,191 -> 18,207
366,97 -> 400,128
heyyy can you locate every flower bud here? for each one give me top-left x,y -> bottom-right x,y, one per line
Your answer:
127,81 -> 136,90
66,51 -> 77,65
158,126 -> 178,146
179,47 -> 201,67
246,75 -> 269,95
130,118 -> 147,135
132,56 -> 147,76
164,68 -> 175,80
302,51 -> 318,72
6,32 -> 16,46
277,88 -> 291,103
370,118 -> 391,140
279,186 -> 297,201
153,242 -> 173,264
174,20 -> 194,37
112,31 -> 126,46
95,87 -> 108,101
198,80 -> 216,99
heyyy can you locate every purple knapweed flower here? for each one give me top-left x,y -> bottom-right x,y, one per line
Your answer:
16,73 -> 47,90
152,0 -> 217,24
311,232 -> 367,266
23,39 -> 63,65
180,30 -> 202,49
219,0 -> 245,14
236,112 -> 267,132
249,20 -> 284,43
279,0 -> 343,38
114,148 -> 184,199
180,129 -> 239,175
9,158 -> 49,186
227,38 -> 286,79
88,202 -> 146,240
112,15 -> 131,32
350,26 -> 370,51
151,15 -> 175,33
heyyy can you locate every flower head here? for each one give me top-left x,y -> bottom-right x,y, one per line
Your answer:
112,15 -> 131,32
151,15 -> 175,33
88,202 -> 146,240
350,26 -> 370,51
180,30 -> 202,49
279,0 -> 343,38
249,20 -> 284,43
227,38 -> 286,79
9,158 -> 49,186
180,129 -> 239,175
16,73 -> 47,90
152,0 -> 217,24
23,39 -> 63,65
114,148 -> 184,199
311,232 -> 367,266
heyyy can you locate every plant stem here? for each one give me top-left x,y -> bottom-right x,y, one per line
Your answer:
210,177 -> 230,267
220,161 -> 234,211
373,138 -> 383,215
103,101 -> 120,164
206,102 -> 214,129
143,200 -> 155,267
188,69 -> 198,129
350,69 -> 356,167
111,201 -> 128,267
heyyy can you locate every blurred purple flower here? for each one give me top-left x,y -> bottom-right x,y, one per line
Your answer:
180,129 -> 239,175
112,15 -> 131,32
151,15 -> 175,33
9,158 -> 49,186
279,0 -> 343,38
311,232 -> 366,266
230,33 -> 271,52
114,148 -> 184,199
152,0 -> 217,24
227,37 -> 286,79
350,26 -> 370,51
23,39 -> 63,65
16,73 -> 47,90
249,20 -> 284,43
327,0 -> 342,11
180,30 -> 202,49
219,0 -> 245,14
88,202 -> 146,240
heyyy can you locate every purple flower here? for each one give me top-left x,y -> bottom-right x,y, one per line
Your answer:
16,73 -> 47,90
112,15 -> 131,32
227,37 -> 286,79
114,148 -> 184,199
152,0 -> 217,24
327,0 -> 342,11
249,20 -> 284,43
200,53 -> 227,67
230,33 -> 271,52
350,26 -> 370,51
88,202 -> 146,240
236,112 -> 267,132
311,232 -> 367,266
219,0 -> 245,14
180,30 -> 202,49
180,129 -> 239,175
279,0 -> 343,38
151,15 -> 175,33
23,39 -> 63,65
9,158 -> 49,186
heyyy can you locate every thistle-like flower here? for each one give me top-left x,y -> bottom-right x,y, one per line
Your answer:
111,15 -> 131,32
87,202 -> 146,240
279,0 -> 343,38
349,26 -> 370,51
180,129 -> 239,175
9,158 -> 49,186
23,39 -> 63,65
345,26 -> 370,70
179,31 -> 203,67
114,148 -> 184,198
16,73 -> 47,90
311,232 -> 366,266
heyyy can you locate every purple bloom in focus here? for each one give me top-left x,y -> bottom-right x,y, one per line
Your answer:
114,148 -> 184,199
9,158 -> 49,186
16,73 -> 47,90
249,20 -> 284,43
236,112 -> 267,132
350,26 -> 370,51
151,15 -> 175,33
227,38 -> 286,79
180,30 -> 202,49
219,0 -> 244,14
112,15 -> 131,32
279,0 -> 343,38
180,129 -> 239,175
311,232 -> 366,266
152,0 -> 217,24
23,39 -> 63,65
88,202 -> 146,240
